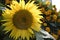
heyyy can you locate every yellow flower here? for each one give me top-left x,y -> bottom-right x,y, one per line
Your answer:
45,27 -> 50,32
45,0 -> 51,6
43,23 -> 47,26
44,10 -> 52,16
52,33 -> 58,40
46,16 -> 51,21
2,0 -> 43,40
52,14 -> 57,20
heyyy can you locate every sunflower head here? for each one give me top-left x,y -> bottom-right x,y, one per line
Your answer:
2,0 -> 43,40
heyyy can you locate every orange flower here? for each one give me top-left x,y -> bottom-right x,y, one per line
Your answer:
52,33 -> 58,40
57,30 -> 60,35
52,15 -> 57,20
57,19 -> 60,23
5,0 -> 11,4
46,16 -> 51,21
5,0 -> 15,4
45,27 -> 50,32
40,7 -> 45,13
44,10 -> 52,15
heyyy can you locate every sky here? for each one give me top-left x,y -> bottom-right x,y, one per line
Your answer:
52,0 -> 60,11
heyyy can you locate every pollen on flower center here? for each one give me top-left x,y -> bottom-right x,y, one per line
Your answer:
12,10 -> 33,30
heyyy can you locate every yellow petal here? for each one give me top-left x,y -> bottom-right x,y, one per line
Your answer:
28,28 -> 34,34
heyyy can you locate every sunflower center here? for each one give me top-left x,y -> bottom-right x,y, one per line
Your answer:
13,10 -> 33,30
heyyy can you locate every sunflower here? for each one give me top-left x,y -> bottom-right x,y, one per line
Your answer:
2,0 -> 43,40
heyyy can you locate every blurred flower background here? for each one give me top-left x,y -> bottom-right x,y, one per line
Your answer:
0,0 -> 60,40
52,0 -> 60,12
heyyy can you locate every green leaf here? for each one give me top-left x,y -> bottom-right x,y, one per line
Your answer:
3,35 -> 13,40
37,0 -> 42,2
0,3 -> 5,7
